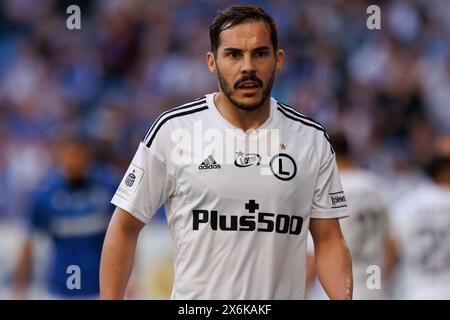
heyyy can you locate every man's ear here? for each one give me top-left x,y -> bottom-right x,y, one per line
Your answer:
275,49 -> 284,71
207,52 -> 218,75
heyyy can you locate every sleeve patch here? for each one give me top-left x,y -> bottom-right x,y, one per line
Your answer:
116,163 -> 145,201
329,191 -> 347,209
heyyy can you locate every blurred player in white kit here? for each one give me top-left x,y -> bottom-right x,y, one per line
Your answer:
390,151 -> 450,300
307,132 -> 396,299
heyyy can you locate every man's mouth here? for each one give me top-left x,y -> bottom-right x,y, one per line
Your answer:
237,81 -> 260,90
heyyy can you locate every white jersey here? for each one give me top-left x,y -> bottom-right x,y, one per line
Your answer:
391,183 -> 450,299
339,170 -> 390,299
307,170 -> 390,300
112,93 -> 348,299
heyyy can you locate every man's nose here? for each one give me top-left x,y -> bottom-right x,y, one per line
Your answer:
241,53 -> 255,74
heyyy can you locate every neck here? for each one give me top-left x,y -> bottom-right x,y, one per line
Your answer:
214,91 -> 271,133
337,157 -> 353,171
435,176 -> 450,186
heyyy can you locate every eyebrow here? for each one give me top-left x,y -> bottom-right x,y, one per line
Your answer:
223,46 -> 271,53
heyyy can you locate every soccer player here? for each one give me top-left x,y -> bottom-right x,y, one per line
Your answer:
390,154 -> 450,299
306,133 -> 395,299
100,5 -> 352,300
13,137 -> 116,299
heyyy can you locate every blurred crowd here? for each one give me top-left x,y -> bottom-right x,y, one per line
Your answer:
1,0 -> 450,218
0,0 -> 449,299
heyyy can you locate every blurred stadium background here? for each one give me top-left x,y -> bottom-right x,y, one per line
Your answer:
0,0 -> 449,299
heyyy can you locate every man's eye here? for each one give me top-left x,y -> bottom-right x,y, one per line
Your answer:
256,51 -> 268,57
229,52 -> 240,58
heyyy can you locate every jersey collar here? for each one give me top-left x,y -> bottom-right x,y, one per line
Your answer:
206,92 -> 276,135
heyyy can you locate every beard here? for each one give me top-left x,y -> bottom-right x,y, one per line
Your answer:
217,68 -> 275,111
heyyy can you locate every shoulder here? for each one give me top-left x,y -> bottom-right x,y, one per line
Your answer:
345,169 -> 385,190
88,167 -> 120,191
391,183 -> 434,218
273,98 -> 334,156
343,169 -> 390,206
141,96 -> 209,149
36,173 -> 64,195
29,174 -> 64,208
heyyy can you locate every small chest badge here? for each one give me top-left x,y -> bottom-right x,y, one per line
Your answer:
234,151 -> 261,168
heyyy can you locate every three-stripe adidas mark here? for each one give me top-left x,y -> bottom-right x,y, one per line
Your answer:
198,155 -> 221,170
275,101 -> 335,155
142,97 -> 208,148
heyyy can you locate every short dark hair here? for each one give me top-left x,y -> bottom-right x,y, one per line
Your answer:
53,134 -> 93,154
209,4 -> 279,56
330,132 -> 350,157
424,155 -> 450,181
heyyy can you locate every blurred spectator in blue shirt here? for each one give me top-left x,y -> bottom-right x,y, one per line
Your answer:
12,137 -> 117,299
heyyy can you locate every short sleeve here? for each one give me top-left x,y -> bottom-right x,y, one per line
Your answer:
310,140 -> 349,219
111,141 -> 176,224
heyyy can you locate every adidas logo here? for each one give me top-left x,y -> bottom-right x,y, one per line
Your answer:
198,155 -> 221,170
